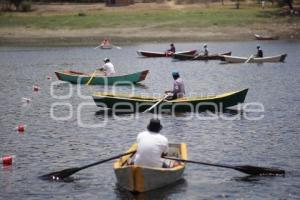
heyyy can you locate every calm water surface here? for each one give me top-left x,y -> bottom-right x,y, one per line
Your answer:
0,41 -> 299,199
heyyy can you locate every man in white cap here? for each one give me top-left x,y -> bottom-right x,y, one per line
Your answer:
203,44 -> 209,56
98,58 -> 115,76
133,118 -> 169,168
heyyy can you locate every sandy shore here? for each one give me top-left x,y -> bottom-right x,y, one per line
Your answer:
1,25 -> 299,46
0,3 -> 299,46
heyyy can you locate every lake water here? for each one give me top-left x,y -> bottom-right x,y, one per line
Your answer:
0,41 -> 299,199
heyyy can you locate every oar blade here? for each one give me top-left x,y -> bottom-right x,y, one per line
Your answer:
40,167 -> 80,180
236,165 -> 285,176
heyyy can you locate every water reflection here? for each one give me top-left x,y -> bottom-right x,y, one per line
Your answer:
94,108 -> 246,119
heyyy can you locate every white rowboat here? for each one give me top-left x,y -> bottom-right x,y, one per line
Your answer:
221,54 -> 287,63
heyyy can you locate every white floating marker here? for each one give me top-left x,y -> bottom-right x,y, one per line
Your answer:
22,97 -> 31,103
33,84 -> 40,92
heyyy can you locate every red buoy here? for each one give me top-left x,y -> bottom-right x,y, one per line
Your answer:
47,76 -> 52,80
17,124 -> 25,132
2,155 -> 13,166
33,85 -> 40,92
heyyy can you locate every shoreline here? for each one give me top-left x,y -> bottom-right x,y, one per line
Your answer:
1,27 -> 299,47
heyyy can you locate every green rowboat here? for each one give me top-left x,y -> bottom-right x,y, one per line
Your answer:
55,70 -> 149,85
92,88 -> 248,112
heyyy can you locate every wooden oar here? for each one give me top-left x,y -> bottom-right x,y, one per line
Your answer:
85,70 -> 97,85
143,94 -> 170,113
40,150 -> 136,180
245,54 -> 254,63
163,156 -> 285,176
94,45 -> 101,49
112,45 -> 122,50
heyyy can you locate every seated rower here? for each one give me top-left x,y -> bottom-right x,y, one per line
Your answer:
165,71 -> 185,100
203,44 -> 209,56
256,44 -> 263,58
101,38 -> 110,47
98,58 -> 115,76
166,43 -> 176,55
133,118 -> 169,168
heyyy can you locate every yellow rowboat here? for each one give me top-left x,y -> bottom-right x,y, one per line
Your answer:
113,143 -> 187,193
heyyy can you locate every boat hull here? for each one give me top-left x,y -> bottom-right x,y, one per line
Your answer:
254,34 -> 279,40
173,51 -> 232,61
92,88 -> 248,112
221,54 -> 287,63
137,50 -> 197,57
55,70 -> 149,85
100,45 -> 113,49
114,143 -> 187,193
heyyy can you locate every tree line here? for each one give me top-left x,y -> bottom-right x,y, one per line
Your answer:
1,0 -> 295,12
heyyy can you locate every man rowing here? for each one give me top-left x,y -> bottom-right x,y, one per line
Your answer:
133,118 -> 169,168
165,71 -> 185,100
98,58 -> 115,76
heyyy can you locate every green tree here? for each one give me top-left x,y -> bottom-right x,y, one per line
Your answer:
10,0 -> 24,10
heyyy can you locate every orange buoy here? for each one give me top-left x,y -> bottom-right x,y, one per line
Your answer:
2,155 -> 13,166
33,85 -> 40,91
17,124 -> 25,132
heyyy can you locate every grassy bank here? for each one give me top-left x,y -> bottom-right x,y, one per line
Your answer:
0,7 -> 286,29
0,3 -> 299,45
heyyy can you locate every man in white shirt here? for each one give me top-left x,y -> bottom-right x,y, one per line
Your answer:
133,118 -> 169,168
98,58 -> 115,76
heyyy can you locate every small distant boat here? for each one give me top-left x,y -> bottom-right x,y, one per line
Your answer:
221,54 -> 287,63
172,51 -> 232,61
100,45 -> 113,49
114,143 -> 187,192
92,88 -> 248,112
55,70 -> 149,85
137,50 -> 197,57
254,34 -> 279,40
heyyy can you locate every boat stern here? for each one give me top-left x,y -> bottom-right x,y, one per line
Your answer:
280,54 -> 287,62
139,70 -> 149,81
54,71 -> 61,80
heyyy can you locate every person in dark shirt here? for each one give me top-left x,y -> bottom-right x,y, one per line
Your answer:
256,45 -> 263,58
166,43 -> 176,54
165,71 -> 185,100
